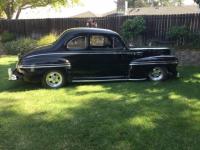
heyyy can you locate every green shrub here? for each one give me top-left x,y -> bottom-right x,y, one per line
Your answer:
167,26 -> 189,41
3,33 -> 58,55
186,33 -> 200,49
122,16 -> 146,42
4,38 -> 37,55
37,33 -> 57,46
1,31 -> 16,43
167,26 -> 200,49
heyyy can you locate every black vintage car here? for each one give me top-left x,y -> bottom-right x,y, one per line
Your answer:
8,28 -> 179,88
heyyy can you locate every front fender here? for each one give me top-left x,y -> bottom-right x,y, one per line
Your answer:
16,56 -> 71,82
130,55 -> 178,66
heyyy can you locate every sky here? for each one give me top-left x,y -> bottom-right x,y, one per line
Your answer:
79,0 -> 117,14
81,0 -> 195,12
18,0 -> 196,19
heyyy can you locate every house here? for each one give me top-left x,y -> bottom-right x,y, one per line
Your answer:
71,11 -> 98,18
103,5 -> 200,17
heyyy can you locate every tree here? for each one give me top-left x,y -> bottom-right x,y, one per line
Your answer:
0,6 -> 5,18
0,0 -> 79,19
194,0 -> 200,7
126,0 -> 183,7
127,0 -> 148,7
116,0 -> 148,12
122,16 -> 146,46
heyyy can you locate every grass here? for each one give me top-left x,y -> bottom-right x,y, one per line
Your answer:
0,56 -> 200,150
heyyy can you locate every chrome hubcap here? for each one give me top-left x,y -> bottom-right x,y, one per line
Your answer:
46,72 -> 63,88
149,67 -> 163,81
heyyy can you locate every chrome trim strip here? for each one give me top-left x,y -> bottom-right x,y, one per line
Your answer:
26,50 -> 171,59
130,61 -> 178,64
18,64 -> 71,69
72,78 -> 146,83
128,78 -> 147,81
129,61 -> 178,65
73,76 -> 126,80
130,47 -> 169,50
26,52 -> 138,58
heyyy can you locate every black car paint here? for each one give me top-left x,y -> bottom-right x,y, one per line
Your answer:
14,28 -> 178,82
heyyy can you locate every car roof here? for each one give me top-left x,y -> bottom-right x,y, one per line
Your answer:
65,27 -> 119,36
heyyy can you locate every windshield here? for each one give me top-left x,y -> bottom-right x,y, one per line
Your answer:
53,30 -> 68,45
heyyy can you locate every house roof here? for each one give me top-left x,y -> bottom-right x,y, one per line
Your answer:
72,11 -> 98,18
103,6 -> 200,16
128,6 -> 200,15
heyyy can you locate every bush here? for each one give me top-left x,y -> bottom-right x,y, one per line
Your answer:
167,26 -> 189,41
186,33 -> 200,49
122,16 -> 146,42
1,31 -> 16,43
37,33 -> 57,46
4,38 -> 37,55
3,33 -> 58,55
167,26 -> 200,49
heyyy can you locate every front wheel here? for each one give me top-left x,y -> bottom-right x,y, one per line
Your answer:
42,70 -> 65,88
148,67 -> 168,81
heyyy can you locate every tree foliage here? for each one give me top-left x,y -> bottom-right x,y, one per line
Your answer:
122,16 -> 146,42
127,0 -> 183,7
194,0 -> 200,7
0,0 -> 79,19
127,0 -> 148,7
167,26 -> 189,40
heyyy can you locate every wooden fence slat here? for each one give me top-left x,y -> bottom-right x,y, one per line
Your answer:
0,14 -> 200,42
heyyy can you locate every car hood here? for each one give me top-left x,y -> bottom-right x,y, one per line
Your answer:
20,44 -> 55,59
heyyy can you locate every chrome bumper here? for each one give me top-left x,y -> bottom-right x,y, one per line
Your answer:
8,68 -> 17,80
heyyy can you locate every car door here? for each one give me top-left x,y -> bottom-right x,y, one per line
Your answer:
65,34 -> 124,78
65,34 -> 98,77
111,36 -> 145,76
87,34 -> 123,77
111,35 -> 132,76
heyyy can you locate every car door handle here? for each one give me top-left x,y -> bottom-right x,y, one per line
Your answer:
134,52 -> 143,56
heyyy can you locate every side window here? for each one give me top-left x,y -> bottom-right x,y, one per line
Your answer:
90,35 -> 112,49
112,36 -> 124,49
67,36 -> 88,50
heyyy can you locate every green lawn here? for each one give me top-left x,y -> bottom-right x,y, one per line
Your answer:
0,56 -> 200,150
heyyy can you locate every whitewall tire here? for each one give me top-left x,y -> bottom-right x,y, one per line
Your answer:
148,67 -> 167,81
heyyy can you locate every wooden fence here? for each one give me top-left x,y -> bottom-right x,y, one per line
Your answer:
0,13 -> 199,41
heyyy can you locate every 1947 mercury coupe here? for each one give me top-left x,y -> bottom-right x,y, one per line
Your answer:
8,28 -> 179,88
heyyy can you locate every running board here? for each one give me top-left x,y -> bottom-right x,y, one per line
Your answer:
72,78 -> 147,83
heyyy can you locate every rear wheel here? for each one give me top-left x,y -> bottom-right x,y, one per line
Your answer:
148,67 -> 167,81
42,70 -> 65,88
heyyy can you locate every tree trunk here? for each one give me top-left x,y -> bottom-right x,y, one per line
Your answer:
4,4 -> 14,19
15,8 -> 22,19
4,9 -> 12,19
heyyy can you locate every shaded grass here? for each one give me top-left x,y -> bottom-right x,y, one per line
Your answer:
0,56 -> 200,150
